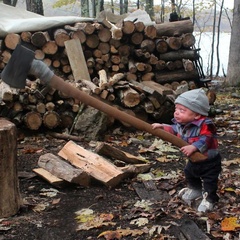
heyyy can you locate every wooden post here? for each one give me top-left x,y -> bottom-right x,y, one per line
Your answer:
0,118 -> 21,217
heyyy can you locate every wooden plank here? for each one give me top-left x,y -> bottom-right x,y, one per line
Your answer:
132,180 -> 171,201
178,218 -> 211,240
95,142 -> 147,164
58,141 -> 124,187
64,38 -> 91,81
38,153 -> 91,187
33,168 -> 65,187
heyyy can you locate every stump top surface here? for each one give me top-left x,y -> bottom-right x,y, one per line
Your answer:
0,118 -> 15,129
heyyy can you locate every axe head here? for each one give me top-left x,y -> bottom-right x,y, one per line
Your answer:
1,44 -> 35,89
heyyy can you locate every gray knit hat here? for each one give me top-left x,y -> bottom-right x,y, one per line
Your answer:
175,88 -> 210,116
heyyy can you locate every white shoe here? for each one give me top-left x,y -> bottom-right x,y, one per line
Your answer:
197,192 -> 213,212
178,188 -> 202,206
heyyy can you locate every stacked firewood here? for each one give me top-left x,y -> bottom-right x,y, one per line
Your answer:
0,19 -> 200,131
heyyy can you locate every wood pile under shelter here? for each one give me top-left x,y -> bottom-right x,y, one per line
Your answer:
0,16 -> 203,134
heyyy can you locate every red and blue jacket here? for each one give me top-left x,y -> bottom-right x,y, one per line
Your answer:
163,117 -> 219,159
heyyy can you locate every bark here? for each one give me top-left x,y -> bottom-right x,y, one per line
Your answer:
26,0 -> 44,15
0,119 -> 21,217
226,0 -> 240,86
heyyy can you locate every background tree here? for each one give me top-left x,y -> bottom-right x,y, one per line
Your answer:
226,0 -> 240,86
3,0 -> 17,6
26,0 -> 44,15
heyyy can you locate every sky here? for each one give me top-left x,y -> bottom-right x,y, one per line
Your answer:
153,0 -> 234,9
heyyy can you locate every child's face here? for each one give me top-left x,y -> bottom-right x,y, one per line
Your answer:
174,103 -> 200,124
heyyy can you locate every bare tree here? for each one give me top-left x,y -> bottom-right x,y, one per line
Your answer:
26,0 -> 44,15
81,0 -> 89,17
3,0 -> 17,6
146,0 -> 154,20
160,0 -> 165,22
226,0 -> 240,86
209,1 -> 217,78
215,0 -> 224,76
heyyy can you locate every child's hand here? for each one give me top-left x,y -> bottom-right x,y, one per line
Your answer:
152,123 -> 163,129
180,145 -> 198,157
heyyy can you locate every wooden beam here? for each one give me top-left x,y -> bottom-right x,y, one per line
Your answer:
64,38 -> 91,81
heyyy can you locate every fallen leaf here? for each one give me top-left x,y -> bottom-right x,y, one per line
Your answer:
221,217 -> 240,231
130,217 -> 149,226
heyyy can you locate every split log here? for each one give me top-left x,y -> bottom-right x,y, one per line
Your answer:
98,69 -> 108,90
79,79 -> 101,95
38,153 -> 91,186
58,141 -> 124,187
95,142 -> 147,164
109,73 -> 125,86
0,119 -> 21,217
119,164 -> 151,176
33,168 -> 64,186
64,38 -> 91,81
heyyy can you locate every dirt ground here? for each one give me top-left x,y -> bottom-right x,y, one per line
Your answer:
1,85 -> 240,240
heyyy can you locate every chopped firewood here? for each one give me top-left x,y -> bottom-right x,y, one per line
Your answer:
38,153 -> 91,186
119,163 -> 151,175
33,168 -> 65,187
58,141 -> 124,187
95,142 -> 147,164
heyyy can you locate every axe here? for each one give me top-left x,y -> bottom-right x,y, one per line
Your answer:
1,44 -> 207,162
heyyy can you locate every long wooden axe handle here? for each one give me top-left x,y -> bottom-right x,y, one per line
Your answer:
49,75 -> 207,162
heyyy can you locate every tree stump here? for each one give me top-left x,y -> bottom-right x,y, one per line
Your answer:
0,118 -> 21,217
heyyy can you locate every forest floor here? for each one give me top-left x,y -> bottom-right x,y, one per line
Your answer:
1,83 -> 240,240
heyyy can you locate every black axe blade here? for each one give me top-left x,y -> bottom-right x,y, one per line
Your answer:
1,44 -> 35,89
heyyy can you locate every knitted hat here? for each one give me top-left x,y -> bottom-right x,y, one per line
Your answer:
175,88 -> 210,116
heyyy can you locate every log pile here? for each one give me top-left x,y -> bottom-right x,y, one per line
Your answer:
0,18 -> 201,131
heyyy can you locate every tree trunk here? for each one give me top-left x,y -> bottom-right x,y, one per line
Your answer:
0,119 -> 21,217
26,0 -> 44,15
3,0 -> 17,6
226,0 -> 240,86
